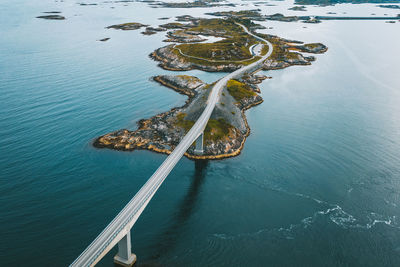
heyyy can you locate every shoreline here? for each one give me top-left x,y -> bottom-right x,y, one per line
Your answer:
94,17 -> 327,160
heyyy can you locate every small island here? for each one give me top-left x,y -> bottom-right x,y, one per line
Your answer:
36,15 -> 66,20
94,16 -> 327,159
149,0 -> 235,8
289,5 -> 307,11
106,22 -> 148,30
377,4 -> 400,9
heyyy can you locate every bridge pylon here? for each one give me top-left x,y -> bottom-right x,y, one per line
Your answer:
114,230 -> 136,267
194,132 -> 204,154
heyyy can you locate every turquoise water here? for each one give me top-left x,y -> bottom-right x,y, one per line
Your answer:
1,1 -> 400,266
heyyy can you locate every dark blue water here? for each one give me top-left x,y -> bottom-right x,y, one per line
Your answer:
1,1 -> 400,266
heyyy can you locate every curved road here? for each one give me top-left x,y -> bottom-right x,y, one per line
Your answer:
70,23 -> 273,267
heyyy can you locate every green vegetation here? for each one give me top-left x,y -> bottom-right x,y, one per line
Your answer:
175,113 -> 234,142
206,10 -> 262,19
177,40 -> 253,61
160,22 -> 186,29
204,118 -> 234,141
304,43 -> 321,49
175,113 -> 195,132
173,18 -> 260,63
187,18 -> 243,35
260,44 -> 269,56
226,79 -> 256,101
285,52 -> 301,60
253,33 -> 296,62
107,22 -> 147,30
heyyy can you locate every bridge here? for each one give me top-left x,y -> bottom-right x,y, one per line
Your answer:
70,24 -> 273,267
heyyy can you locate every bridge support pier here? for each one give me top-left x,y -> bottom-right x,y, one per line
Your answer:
114,230 -> 136,267
194,132 -> 204,154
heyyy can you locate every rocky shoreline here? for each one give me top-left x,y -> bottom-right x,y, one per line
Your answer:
150,45 -> 242,72
94,74 -> 264,159
94,17 -> 328,160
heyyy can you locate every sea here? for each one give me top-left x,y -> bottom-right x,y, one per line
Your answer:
1,0 -> 400,266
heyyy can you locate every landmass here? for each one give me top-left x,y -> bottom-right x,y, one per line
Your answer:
141,26 -> 166,35
377,4 -> 400,9
107,22 -> 148,30
94,17 -> 327,159
294,0 -> 400,5
149,0 -> 235,8
205,9 -> 400,23
288,5 -> 307,11
36,15 -> 66,20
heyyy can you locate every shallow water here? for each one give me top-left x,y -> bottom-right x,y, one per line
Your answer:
1,1 -> 400,266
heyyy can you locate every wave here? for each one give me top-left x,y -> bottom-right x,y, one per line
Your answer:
212,190 -> 399,242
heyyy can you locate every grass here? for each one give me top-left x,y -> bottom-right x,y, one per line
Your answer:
260,44 -> 269,56
226,79 -> 256,101
304,43 -> 322,49
175,113 -> 195,132
172,18 -> 261,63
176,35 -> 257,61
285,52 -> 300,60
188,18 -> 244,36
204,118 -> 234,141
175,113 -> 234,142
160,22 -> 186,29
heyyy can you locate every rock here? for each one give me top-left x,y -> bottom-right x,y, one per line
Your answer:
36,15 -> 65,20
42,11 -> 62,14
146,27 -> 167,32
141,30 -> 157,35
150,45 -> 242,72
78,3 -> 98,6
153,75 -> 204,97
291,43 -> 328,53
107,22 -> 148,30
265,13 -> 299,22
303,17 -> 321,23
164,30 -> 206,43
159,22 -> 188,29
288,5 -> 307,11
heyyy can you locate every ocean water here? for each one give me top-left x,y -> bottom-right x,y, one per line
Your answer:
1,0 -> 400,266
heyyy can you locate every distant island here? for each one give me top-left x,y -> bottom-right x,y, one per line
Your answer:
94,15 -> 327,159
294,0 -> 400,6
377,4 -> 400,8
148,0 -> 235,8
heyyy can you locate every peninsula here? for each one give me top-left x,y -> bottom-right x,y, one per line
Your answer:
94,16 -> 327,159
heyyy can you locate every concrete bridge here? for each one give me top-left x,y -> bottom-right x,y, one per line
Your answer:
70,24 -> 273,267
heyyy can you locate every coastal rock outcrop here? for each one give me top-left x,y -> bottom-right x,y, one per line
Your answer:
153,75 -> 205,97
150,45 -> 242,72
36,15 -> 66,20
107,22 -> 148,30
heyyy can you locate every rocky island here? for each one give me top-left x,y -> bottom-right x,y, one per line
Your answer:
94,16 -> 327,159
36,14 -> 66,20
106,22 -> 148,30
149,0 -> 235,8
